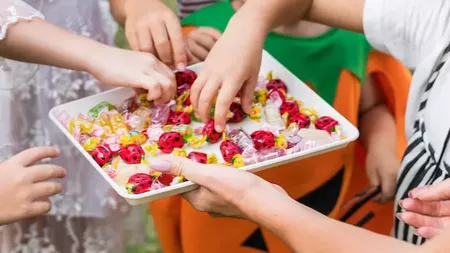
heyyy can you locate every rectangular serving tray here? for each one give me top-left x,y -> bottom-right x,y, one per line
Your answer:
49,50 -> 359,205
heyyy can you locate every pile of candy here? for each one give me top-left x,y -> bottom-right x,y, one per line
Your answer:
57,70 -> 345,195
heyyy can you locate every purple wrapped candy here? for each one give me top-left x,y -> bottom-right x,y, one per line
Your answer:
257,147 -> 286,161
228,129 -> 257,158
150,101 -> 174,126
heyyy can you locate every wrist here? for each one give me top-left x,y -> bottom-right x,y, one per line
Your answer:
82,42 -> 110,74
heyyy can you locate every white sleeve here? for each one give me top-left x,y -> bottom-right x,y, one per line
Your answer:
363,0 -> 450,69
0,0 -> 44,40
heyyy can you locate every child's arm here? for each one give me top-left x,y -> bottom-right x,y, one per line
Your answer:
109,0 -> 188,70
359,75 -> 400,202
0,147 -> 66,224
0,13 -> 176,103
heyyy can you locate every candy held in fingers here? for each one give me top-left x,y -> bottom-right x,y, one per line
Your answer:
228,102 -> 247,123
175,69 -> 197,86
126,173 -> 153,194
202,119 -> 222,144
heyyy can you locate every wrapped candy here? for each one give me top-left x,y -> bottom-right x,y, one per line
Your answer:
120,144 -> 145,164
187,151 -> 218,164
119,130 -> 147,146
227,129 -> 257,158
300,107 -> 318,123
117,94 -> 139,114
92,112 -> 113,137
298,128 -> 330,146
279,101 -> 300,119
158,131 -> 185,154
253,89 -> 267,105
220,140 -> 245,168
166,110 -> 191,125
108,110 -> 129,134
172,148 -> 187,157
137,93 -> 152,107
83,137 -> 100,152
264,102 -> 285,129
126,107 -> 151,130
315,116 -> 339,133
250,130 -> 288,150
249,103 -> 263,122
257,147 -> 286,161
88,101 -> 114,118
115,164 -> 150,187
67,115 -> 94,135
91,145 -> 113,166
150,101 -> 173,126
125,173 -> 153,194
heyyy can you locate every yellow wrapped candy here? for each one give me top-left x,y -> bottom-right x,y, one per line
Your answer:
68,117 -> 94,135
249,105 -> 262,122
108,110 -> 129,134
172,148 -> 187,157
266,70 -> 273,81
144,143 -> 159,156
232,154 -> 245,168
119,130 -> 147,146
275,135 -> 288,149
254,89 -> 267,105
83,137 -> 100,152
207,154 -> 218,164
300,108 -> 318,123
187,135 -> 207,148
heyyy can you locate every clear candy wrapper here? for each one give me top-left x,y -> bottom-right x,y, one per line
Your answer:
151,101 -> 174,126
227,129 -> 257,158
126,107 -> 151,130
263,101 -> 285,129
107,110 -> 129,134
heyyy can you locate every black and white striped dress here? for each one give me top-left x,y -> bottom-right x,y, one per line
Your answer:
394,43 -> 450,245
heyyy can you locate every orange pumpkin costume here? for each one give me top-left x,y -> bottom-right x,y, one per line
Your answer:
149,2 -> 411,252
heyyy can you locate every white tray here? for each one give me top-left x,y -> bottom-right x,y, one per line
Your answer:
49,50 -> 359,205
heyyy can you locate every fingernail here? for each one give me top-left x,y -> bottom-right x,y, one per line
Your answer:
215,124 -> 223,133
410,186 -> 429,199
398,200 -> 404,209
150,160 -> 172,172
177,63 -> 186,71
53,146 -> 60,154
396,213 -> 404,221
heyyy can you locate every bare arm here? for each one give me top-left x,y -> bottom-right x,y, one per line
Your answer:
0,18 -> 105,72
242,186 -> 418,253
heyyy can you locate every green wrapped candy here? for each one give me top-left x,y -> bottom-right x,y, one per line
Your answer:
88,101 -> 114,118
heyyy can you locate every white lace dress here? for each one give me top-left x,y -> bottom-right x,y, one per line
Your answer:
0,1 -> 137,252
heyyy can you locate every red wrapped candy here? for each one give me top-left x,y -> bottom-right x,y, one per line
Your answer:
126,173 -> 153,194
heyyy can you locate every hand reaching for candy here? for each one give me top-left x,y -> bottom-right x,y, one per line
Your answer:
87,46 -> 176,104
0,147 -> 66,224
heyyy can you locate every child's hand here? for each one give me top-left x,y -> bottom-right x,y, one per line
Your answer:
365,148 -> 400,203
87,45 -> 176,104
124,0 -> 188,69
186,27 -> 222,62
191,22 -> 266,132
0,147 -> 66,224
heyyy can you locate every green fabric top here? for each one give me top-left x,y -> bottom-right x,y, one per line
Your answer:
181,0 -> 372,104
